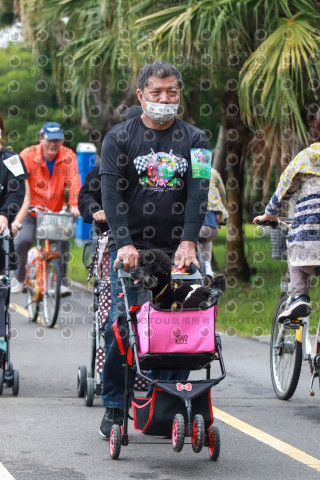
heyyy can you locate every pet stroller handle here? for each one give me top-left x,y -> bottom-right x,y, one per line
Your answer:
171,262 -> 203,282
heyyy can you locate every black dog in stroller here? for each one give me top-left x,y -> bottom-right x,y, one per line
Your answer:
110,248 -> 226,460
0,230 -> 19,395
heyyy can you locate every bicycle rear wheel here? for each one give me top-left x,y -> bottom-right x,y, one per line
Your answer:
270,296 -> 302,400
43,258 -> 61,328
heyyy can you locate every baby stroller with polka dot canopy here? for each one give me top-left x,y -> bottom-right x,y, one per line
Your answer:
77,230 -> 148,406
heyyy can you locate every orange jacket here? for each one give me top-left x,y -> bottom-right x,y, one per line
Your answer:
20,144 -> 81,213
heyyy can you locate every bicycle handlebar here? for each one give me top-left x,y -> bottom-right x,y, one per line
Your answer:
256,220 -> 279,229
256,217 -> 293,230
29,205 -> 74,216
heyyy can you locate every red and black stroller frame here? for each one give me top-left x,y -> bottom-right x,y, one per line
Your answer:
110,263 -> 226,461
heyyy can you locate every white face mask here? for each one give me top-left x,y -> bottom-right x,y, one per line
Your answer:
142,95 -> 179,124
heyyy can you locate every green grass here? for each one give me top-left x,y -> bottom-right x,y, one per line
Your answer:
212,224 -> 287,337
68,226 -> 320,336
68,239 -> 92,285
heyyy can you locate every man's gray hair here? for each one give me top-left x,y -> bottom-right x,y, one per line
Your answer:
137,61 -> 182,91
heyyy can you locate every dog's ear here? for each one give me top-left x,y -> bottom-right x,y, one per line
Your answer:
208,274 -> 226,296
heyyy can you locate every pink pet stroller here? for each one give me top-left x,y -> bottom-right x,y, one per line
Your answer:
110,263 -> 226,461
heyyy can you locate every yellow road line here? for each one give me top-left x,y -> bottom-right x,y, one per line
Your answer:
9,303 -> 59,328
213,407 -> 320,472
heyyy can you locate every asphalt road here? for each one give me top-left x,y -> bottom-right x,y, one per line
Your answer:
1,287 -> 320,480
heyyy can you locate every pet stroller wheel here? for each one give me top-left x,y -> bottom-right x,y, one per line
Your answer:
84,377 -> 94,406
191,414 -> 205,453
208,425 -> 220,461
0,369 -> 4,395
109,424 -> 121,460
12,369 -> 19,396
172,414 -> 185,452
77,365 -> 87,398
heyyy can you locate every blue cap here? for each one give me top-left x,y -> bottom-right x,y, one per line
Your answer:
40,122 -> 64,140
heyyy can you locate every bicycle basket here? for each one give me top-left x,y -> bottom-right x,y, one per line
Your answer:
36,212 -> 75,241
269,227 -> 288,260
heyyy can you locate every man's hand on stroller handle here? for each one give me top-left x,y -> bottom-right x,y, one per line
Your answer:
114,244 -> 139,271
174,240 -> 200,269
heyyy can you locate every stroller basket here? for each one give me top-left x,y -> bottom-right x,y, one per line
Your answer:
36,212 -> 75,241
269,227 -> 288,260
132,385 -> 213,436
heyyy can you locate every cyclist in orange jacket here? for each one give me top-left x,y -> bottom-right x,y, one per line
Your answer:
12,122 -> 81,294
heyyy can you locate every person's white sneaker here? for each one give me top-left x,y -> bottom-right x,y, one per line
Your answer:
60,284 -> 71,297
11,279 -> 24,294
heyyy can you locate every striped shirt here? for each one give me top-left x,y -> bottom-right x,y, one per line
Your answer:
266,142 -> 320,266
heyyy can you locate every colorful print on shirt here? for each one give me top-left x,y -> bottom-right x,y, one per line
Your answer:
133,149 -> 188,190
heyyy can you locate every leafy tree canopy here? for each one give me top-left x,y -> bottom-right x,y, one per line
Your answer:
0,44 -> 88,153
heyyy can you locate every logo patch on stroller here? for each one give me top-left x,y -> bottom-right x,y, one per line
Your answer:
176,382 -> 192,391
175,334 -> 188,344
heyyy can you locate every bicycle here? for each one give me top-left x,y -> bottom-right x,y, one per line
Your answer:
25,206 -> 75,328
256,218 -> 320,400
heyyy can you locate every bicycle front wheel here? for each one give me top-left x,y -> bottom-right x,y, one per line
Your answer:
26,268 -> 39,323
270,296 -> 302,400
43,258 -> 61,328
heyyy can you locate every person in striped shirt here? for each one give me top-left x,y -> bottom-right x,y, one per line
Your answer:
253,111 -> 320,321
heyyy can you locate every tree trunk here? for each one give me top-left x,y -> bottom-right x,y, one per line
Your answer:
213,125 -> 227,181
220,92 -> 251,281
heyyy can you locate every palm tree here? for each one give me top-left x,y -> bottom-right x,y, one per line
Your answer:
19,0 -> 140,138
134,0 -> 320,280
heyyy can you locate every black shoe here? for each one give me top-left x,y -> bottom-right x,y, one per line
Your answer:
278,295 -> 311,322
99,408 -> 124,439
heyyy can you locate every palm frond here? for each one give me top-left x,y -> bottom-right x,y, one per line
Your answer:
239,13 -> 320,143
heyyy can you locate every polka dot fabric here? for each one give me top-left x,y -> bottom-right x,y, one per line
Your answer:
91,232 -> 112,330
134,370 -> 149,391
96,347 -> 105,374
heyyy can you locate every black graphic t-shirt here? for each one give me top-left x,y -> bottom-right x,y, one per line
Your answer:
100,117 -> 210,254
